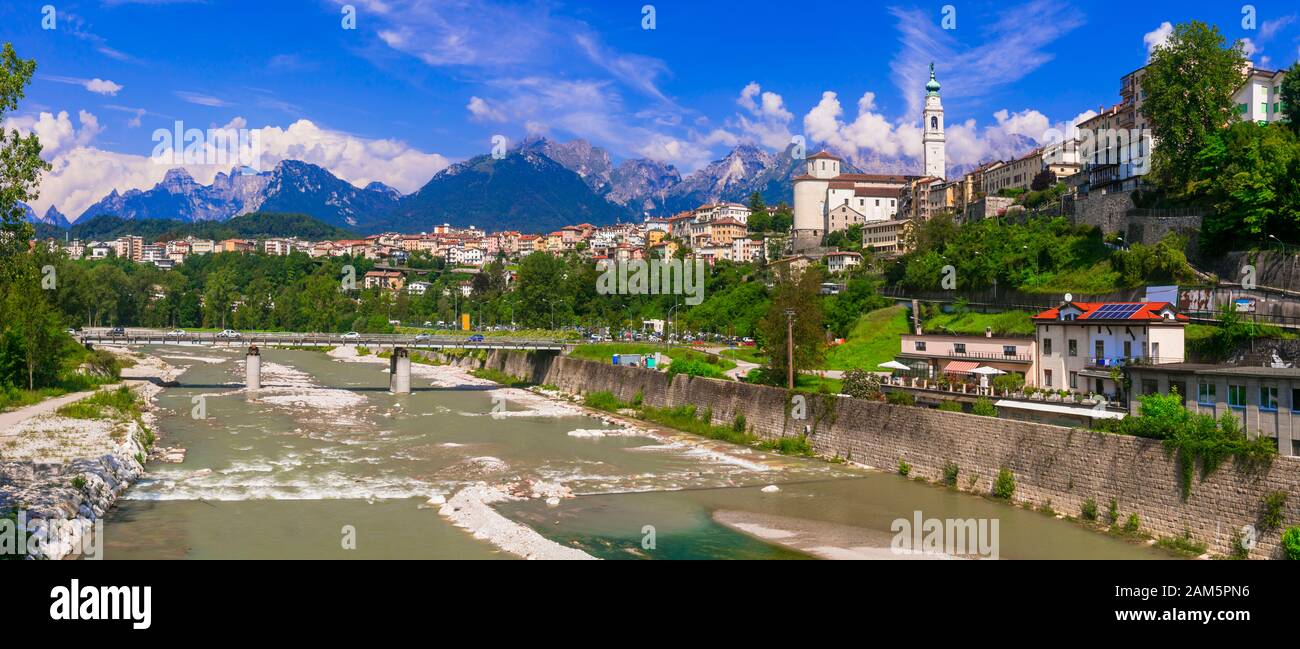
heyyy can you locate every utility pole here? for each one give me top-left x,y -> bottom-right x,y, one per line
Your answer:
784,309 -> 796,390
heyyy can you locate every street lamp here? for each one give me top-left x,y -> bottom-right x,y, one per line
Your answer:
784,309 -> 796,390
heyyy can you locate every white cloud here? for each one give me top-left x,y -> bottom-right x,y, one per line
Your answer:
253,119 -> 450,194
10,108 -> 450,221
889,1 -> 1086,118
1144,22 -> 1174,60
41,75 -> 123,96
2,110 -> 103,160
733,82 -> 794,150
1259,15 -> 1297,43
1242,38 -> 1258,59
174,91 -> 231,107
466,96 -> 506,122
801,87 -> 1088,172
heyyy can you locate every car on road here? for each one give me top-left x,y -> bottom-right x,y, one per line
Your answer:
216,329 -> 241,339
165,329 -> 188,338
108,327 -> 126,337
66,328 -> 78,336
341,331 -> 361,341
413,333 -> 432,342
467,334 -> 485,343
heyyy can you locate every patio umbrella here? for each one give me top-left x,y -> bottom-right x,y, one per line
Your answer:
971,365 -> 1005,389
878,360 -> 911,370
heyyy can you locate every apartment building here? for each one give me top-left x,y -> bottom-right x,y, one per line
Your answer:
1125,364 -> 1300,456
1033,301 -> 1187,399
899,331 -> 1038,385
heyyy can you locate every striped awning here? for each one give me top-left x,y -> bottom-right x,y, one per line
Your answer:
943,360 -> 981,375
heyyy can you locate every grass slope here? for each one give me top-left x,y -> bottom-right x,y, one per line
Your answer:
822,306 -> 911,371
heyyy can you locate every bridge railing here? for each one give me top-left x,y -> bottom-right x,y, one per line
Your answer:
75,329 -> 568,349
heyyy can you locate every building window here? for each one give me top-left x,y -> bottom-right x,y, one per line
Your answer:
1292,388 -> 1300,412
1044,339 -> 1052,355
1069,371 -> 1077,389
1003,345 -> 1016,357
1094,340 -> 1105,360
1068,340 -> 1077,357
953,343 -> 966,354
1142,379 -> 1158,396
1261,386 -> 1278,411
915,341 -> 927,351
1228,384 -> 1246,408
1198,382 -> 1216,405
1044,369 -> 1053,387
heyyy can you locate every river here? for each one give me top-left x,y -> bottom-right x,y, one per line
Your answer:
100,346 -> 1172,560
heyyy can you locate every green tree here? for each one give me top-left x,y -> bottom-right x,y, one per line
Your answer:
1140,21 -> 1248,195
746,192 -> 770,232
759,265 -> 825,384
203,267 -> 238,329
0,43 -> 47,273
1281,61 -> 1300,133
769,202 -> 793,233
1192,121 -> 1300,252
515,252 -> 567,328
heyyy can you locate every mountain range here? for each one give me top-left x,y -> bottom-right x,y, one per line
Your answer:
42,136 -> 1023,235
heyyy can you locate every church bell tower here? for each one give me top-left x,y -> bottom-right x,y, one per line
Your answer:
922,62 -> 946,180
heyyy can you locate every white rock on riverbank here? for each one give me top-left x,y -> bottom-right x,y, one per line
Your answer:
439,483 -> 594,560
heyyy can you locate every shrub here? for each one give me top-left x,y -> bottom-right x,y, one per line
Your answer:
666,357 -> 726,379
886,391 -> 915,406
1155,531 -> 1207,557
70,475 -> 87,491
1260,491 -> 1288,532
942,461 -> 959,486
1123,513 -> 1141,534
1230,528 -> 1252,560
583,391 -> 626,411
1108,498 -> 1120,524
971,397 -> 997,417
937,401 -> 963,412
897,458 -> 912,476
992,468 -> 1015,499
992,373 -> 1025,393
842,368 -> 882,399
759,435 -> 813,457
1283,527 -> 1300,560
732,413 -> 747,433
1081,498 -> 1099,521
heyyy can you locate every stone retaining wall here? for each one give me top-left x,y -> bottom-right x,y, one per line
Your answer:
441,349 -> 1300,559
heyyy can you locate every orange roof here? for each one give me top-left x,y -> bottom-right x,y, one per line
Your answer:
1033,302 -> 1189,322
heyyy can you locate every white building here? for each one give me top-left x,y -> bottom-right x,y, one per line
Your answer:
824,251 -> 862,274
1234,67 -> 1288,125
263,239 -> 293,256
922,62 -> 946,180
1033,300 -> 1187,399
407,281 -> 431,296
792,151 -> 909,247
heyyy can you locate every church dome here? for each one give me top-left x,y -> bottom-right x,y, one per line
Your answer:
926,63 -> 941,95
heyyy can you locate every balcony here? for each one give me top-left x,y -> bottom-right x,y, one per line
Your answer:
1086,356 -> 1184,369
902,347 -> 1033,363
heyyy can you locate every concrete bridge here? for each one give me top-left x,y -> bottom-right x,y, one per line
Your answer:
77,328 -> 566,395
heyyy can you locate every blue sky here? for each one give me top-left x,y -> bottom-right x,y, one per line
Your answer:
2,0 -> 1299,219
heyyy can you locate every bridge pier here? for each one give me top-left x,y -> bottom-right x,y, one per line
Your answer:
245,345 -> 261,390
390,347 -> 411,394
